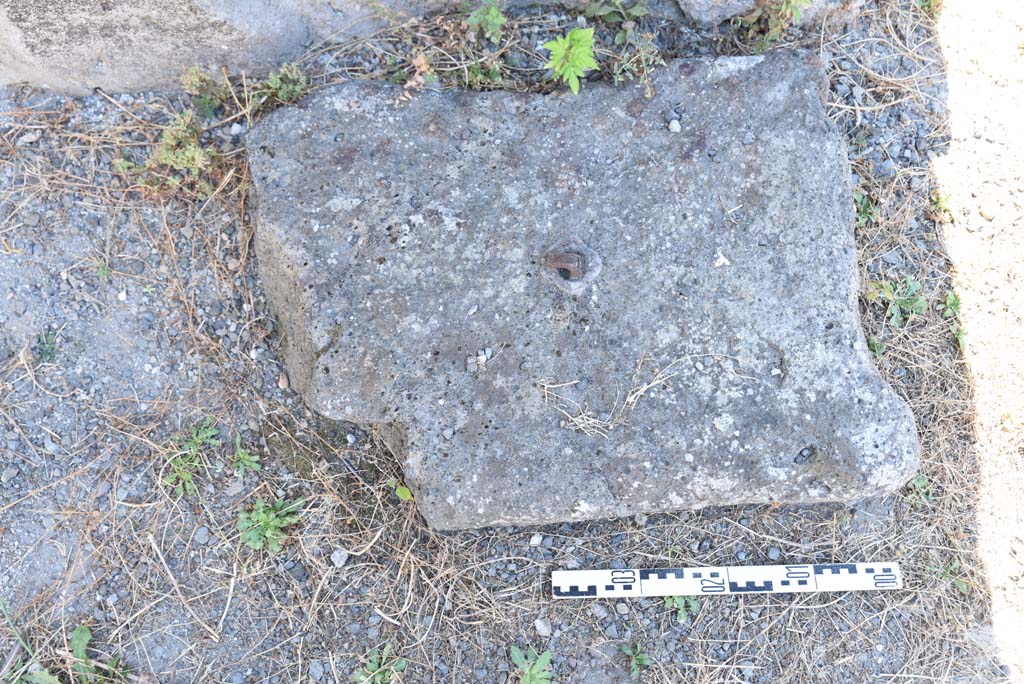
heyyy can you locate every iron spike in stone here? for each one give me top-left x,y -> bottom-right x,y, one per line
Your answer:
247,51 -> 919,530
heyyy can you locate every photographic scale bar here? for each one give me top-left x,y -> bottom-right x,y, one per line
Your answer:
551,562 -> 903,599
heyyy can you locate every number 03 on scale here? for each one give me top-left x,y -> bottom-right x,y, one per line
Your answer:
551,563 -> 903,599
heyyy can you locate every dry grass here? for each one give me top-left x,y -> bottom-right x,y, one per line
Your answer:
0,0 -> 1010,681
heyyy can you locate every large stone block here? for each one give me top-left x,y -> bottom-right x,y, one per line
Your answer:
248,50 -> 919,530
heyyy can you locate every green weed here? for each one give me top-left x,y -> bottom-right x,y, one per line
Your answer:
664,595 -> 699,623
866,276 -> 927,328
917,0 -> 942,18
96,261 -> 111,280
510,645 -> 553,684
163,417 -> 220,497
867,336 -> 886,359
543,28 -> 598,95
854,190 -> 880,228
586,0 -> 649,43
387,478 -> 414,501
259,63 -> 308,104
938,289 -> 966,352
231,435 -> 261,477
237,497 -> 303,552
929,192 -> 954,223
144,111 -> 217,197
181,65 -> 230,119
467,0 -> 507,45
932,560 -> 969,594
1,605 -> 128,684
736,0 -> 811,52
350,645 -> 408,684
620,642 -> 652,682
905,473 -> 935,508
33,330 -> 58,365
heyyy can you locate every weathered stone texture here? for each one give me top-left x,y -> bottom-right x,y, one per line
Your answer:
248,50 -> 919,529
679,0 -> 864,26
1,0 -> 860,94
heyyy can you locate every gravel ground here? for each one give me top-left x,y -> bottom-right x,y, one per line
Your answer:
0,1 -> 1015,683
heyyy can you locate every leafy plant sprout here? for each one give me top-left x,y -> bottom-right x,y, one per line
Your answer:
543,27 -> 599,95
237,497 -> 303,553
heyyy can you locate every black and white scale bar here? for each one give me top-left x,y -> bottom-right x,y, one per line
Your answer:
551,562 -> 902,599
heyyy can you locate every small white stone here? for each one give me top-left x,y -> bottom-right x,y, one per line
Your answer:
330,548 -> 349,568
534,617 -> 552,637
529,533 -> 544,546
668,119 -> 682,133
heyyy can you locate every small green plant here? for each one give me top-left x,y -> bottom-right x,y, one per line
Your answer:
163,417 -> 220,497
737,0 -> 811,52
34,329 -> 59,364
467,0 -> 507,45
387,478 -> 414,501
929,192 -> 954,223
237,497 -> 303,552
866,276 -> 927,328
69,624 -> 129,684
145,111 -> 217,196
932,560 -> 969,594
181,65 -> 230,119
854,190 -> 880,228
917,0 -> 942,18
938,289 -> 966,352
867,336 -> 886,360
350,645 -> 408,684
905,473 -> 935,508
543,28 -> 599,95
621,642 -> 652,682
586,0 -> 648,43
259,63 -> 308,104
96,261 -> 112,280
2,599 -> 60,683
509,645 -> 553,684
466,63 -> 504,89
664,595 -> 699,623
231,435 -> 261,477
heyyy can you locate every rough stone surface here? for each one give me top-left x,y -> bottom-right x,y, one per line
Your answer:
0,0 -> 498,94
0,0 -> 857,94
676,0 -> 864,26
248,50 -> 920,530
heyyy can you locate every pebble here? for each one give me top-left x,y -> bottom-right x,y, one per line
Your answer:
591,604 -> 609,620
230,122 -> 244,136
529,533 -> 544,546
278,371 -> 289,389
668,119 -> 682,133
534,617 -> 552,637
194,526 -> 210,545
615,602 -> 628,615
1,466 -> 18,483
346,433 -> 357,445
736,550 -> 748,561
308,660 -> 324,681
331,548 -> 349,568
767,546 -> 782,561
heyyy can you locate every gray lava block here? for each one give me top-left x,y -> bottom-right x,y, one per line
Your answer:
248,51 -> 919,530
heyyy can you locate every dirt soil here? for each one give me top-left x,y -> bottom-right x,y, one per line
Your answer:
1,0 -> 1020,683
